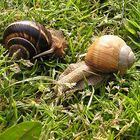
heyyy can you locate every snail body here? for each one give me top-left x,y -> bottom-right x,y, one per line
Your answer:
2,20 -> 67,59
56,35 -> 136,93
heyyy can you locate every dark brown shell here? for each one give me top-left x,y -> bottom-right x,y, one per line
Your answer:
3,20 -> 52,59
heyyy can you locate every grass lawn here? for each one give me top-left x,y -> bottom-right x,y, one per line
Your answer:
0,0 -> 140,139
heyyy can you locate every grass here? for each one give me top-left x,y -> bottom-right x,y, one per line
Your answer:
0,0 -> 140,139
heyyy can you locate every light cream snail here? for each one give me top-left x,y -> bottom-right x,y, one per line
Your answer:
56,35 -> 136,93
2,20 -> 67,59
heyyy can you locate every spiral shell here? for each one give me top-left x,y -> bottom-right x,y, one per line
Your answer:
85,35 -> 135,75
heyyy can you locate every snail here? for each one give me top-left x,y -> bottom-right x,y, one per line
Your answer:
55,35 -> 136,93
2,20 -> 67,59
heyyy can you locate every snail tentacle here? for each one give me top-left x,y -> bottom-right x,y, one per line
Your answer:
33,47 -> 55,59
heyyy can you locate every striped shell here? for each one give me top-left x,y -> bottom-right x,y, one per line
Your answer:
85,35 -> 136,75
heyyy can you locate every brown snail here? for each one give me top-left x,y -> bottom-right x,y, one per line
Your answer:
55,35 -> 136,93
2,20 -> 67,59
